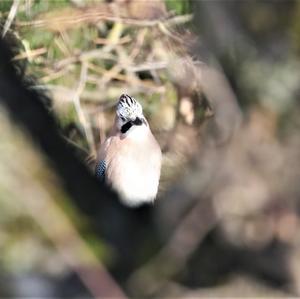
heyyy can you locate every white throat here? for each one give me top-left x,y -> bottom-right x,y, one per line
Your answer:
125,124 -> 149,140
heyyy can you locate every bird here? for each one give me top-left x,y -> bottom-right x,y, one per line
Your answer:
95,94 -> 162,207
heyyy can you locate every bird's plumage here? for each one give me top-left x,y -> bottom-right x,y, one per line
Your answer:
96,94 -> 162,207
95,160 -> 106,181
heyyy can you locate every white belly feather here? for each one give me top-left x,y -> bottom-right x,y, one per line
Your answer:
114,153 -> 160,206
106,126 -> 161,207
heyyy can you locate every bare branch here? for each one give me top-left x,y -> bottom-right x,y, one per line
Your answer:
72,62 -> 96,156
2,0 -> 20,37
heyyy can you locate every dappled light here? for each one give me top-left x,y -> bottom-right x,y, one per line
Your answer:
0,0 -> 300,297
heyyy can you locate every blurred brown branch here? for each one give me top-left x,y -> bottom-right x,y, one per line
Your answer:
128,196 -> 216,297
16,13 -> 192,30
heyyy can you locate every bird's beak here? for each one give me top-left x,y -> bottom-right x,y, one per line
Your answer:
132,117 -> 143,126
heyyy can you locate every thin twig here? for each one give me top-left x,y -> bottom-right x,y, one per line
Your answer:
86,73 -> 165,93
98,63 -> 123,88
72,62 -> 96,156
129,28 -> 147,60
126,61 -> 167,72
87,63 -> 127,82
54,50 -> 117,70
16,13 -> 193,29
94,35 -> 131,45
62,136 -> 90,155
41,65 -> 73,83
12,47 -> 47,61
158,22 -> 185,43
2,0 -> 20,37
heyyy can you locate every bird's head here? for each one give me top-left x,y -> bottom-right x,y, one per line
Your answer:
116,94 -> 147,134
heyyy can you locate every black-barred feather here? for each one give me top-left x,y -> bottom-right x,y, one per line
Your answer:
95,160 -> 106,181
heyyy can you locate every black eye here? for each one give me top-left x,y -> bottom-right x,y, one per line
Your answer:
121,116 -> 125,122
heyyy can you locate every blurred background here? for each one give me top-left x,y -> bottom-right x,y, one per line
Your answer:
1,0 -> 300,297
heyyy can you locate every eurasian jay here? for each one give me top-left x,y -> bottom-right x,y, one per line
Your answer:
95,94 -> 162,207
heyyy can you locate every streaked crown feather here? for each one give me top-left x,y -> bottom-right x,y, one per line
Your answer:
117,94 -> 143,120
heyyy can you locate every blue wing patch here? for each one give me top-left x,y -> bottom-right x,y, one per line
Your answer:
95,160 -> 106,181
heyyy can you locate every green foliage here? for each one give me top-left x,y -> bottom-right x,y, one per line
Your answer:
0,0 -> 14,13
165,0 -> 191,15
22,30 -> 54,50
17,0 -> 70,21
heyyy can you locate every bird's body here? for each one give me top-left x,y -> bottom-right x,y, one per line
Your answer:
96,94 -> 162,206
